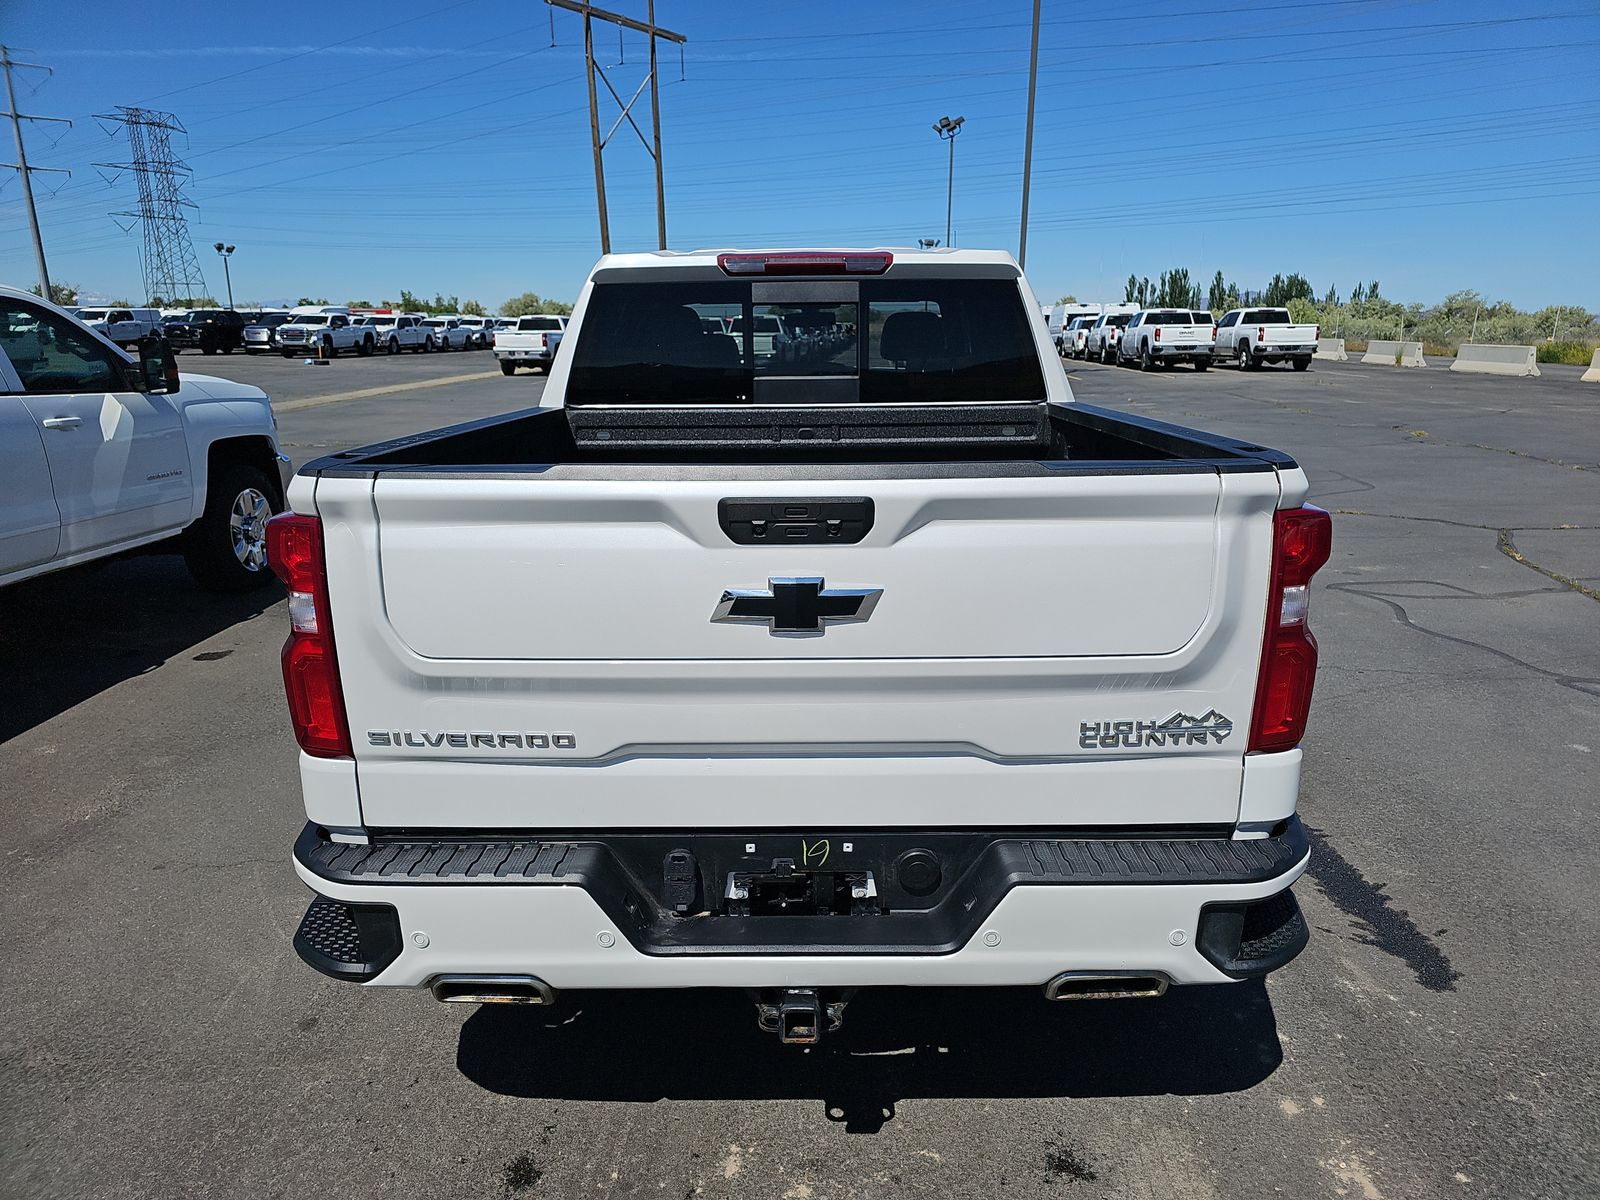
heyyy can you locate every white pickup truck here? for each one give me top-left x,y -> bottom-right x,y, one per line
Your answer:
272,248 -> 1328,1045
418,316 -> 474,351
1083,310 -> 1134,363
493,314 -> 568,374
70,306 -> 163,347
276,308 -> 377,358
1117,308 -> 1215,371
1216,307 -> 1320,371
1,284 -> 292,592
363,313 -> 433,354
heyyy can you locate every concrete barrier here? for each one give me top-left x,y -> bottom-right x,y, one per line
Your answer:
1361,340 -> 1426,367
1314,337 -> 1347,362
1451,343 -> 1540,378
1582,349 -> 1600,383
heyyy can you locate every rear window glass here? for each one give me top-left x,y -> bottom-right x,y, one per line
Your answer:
1145,310 -> 1189,324
516,316 -> 565,331
565,278 -> 1045,406
1244,309 -> 1292,324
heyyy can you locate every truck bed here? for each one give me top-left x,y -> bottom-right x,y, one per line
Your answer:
302,401 -> 1297,478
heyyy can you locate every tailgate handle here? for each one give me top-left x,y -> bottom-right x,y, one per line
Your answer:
719,497 -> 874,545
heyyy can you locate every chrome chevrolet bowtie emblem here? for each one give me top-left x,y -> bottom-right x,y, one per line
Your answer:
712,576 -> 882,635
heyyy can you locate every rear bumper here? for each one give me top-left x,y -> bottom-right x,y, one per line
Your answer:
495,348 -> 554,361
291,819 -> 1311,989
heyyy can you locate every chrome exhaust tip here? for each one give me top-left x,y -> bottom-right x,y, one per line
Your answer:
428,975 -> 556,1005
1044,972 -> 1170,1001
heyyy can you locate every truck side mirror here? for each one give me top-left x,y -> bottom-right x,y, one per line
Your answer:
135,334 -> 180,395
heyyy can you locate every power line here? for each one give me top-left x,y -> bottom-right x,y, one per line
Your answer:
2,45 -> 71,296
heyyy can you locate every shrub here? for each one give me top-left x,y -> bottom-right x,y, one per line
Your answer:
1536,341 -> 1597,365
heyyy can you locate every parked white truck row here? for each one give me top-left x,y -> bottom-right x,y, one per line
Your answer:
274,306 -> 508,358
1062,306 -> 1321,372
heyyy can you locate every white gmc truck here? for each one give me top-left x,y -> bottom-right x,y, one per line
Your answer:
272,248 -> 1329,1045
1216,307 -> 1320,371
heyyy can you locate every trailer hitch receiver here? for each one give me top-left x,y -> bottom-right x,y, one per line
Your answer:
754,988 -> 849,1045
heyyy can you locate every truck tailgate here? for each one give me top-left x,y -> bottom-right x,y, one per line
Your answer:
317,467 -> 1281,829
1263,325 -> 1319,347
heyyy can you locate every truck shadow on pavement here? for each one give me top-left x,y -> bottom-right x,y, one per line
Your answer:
457,982 -> 1281,1133
0,555 -> 281,743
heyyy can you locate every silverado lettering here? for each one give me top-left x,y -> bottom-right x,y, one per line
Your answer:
367,731 -> 577,750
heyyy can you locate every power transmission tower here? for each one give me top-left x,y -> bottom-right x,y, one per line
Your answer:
2,46 -> 71,298
94,106 -> 208,304
545,0 -> 686,254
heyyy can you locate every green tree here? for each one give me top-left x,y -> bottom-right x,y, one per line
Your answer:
297,296 -> 330,307
1287,297 -> 1320,324
1124,274 -> 1138,303
1207,271 -> 1227,313
346,299 -> 373,310
1155,267 -> 1198,309
30,281 -> 79,305
500,291 -> 574,317
460,299 -> 487,316
1262,272 -> 1313,307
1056,294 -> 1078,304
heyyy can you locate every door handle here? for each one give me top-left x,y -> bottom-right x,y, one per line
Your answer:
41,416 -> 83,430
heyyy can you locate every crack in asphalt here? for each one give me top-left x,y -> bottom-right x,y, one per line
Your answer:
1497,529 -> 1600,604
1328,509 -> 1595,534
1328,579 -> 1600,697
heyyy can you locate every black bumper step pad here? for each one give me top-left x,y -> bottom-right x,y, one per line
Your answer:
294,820 -> 1309,959
293,895 -> 402,982
1197,888 -> 1311,978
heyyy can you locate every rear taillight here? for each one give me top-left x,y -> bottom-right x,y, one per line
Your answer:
1154,327 -> 1162,342
1257,326 -> 1266,342
1314,325 -> 1320,341
1249,506 -> 1333,753
266,513 -> 351,758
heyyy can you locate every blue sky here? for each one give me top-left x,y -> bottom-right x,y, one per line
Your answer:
3,0 -> 1597,311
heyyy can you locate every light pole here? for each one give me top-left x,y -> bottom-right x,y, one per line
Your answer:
932,115 -> 964,249
212,242 -> 235,309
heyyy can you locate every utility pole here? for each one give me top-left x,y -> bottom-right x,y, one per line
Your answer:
1017,0 -> 1041,269
933,115 -> 964,248
2,46 -> 71,299
546,0 -> 686,255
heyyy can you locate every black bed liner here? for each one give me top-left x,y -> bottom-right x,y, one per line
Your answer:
301,401 -> 1297,481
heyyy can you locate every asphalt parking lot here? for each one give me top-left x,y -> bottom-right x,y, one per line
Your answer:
2,353 -> 1596,1199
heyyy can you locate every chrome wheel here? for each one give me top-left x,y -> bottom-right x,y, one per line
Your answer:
230,487 -> 271,571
